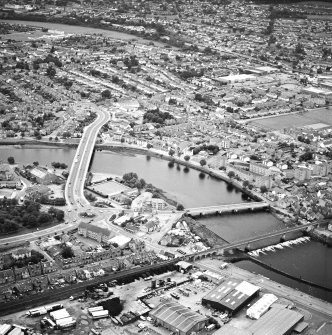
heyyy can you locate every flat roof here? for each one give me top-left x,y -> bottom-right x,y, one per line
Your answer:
247,307 -> 303,335
108,235 -> 131,246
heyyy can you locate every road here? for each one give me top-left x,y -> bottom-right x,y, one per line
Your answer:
65,108 -> 110,210
0,108 -> 111,246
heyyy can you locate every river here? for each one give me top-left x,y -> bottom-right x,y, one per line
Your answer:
0,146 -> 331,303
236,240 -> 332,303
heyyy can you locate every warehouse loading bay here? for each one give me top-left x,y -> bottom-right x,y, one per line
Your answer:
0,261 -> 331,335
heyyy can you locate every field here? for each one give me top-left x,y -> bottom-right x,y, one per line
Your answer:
250,107 -> 332,130
92,180 -> 130,196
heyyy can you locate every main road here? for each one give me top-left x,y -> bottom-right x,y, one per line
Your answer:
0,108 -> 111,246
65,108 -> 110,209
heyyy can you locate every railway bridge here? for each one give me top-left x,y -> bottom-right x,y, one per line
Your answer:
183,222 -> 318,261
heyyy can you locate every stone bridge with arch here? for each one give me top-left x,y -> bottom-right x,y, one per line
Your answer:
183,222 -> 318,262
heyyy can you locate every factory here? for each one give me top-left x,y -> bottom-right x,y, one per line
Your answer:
202,279 -> 260,316
149,301 -> 208,335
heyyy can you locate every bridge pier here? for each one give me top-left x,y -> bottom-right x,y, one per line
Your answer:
280,234 -> 286,242
244,243 -> 251,252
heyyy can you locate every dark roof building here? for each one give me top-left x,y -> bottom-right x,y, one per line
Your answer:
202,279 -> 260,316
247,307 -> 303,335
149,301 -> 208,335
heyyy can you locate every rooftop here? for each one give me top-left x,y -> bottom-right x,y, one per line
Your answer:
247,307 -> 303,335
150,301 -> 207,333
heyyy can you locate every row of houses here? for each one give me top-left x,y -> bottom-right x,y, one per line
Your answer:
0,260 -> 56,285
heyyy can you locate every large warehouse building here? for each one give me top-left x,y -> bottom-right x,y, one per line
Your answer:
202,279 -> 260,316
213,306 -> 304,335
247,306 -> 304,335
149,301 -> 208,335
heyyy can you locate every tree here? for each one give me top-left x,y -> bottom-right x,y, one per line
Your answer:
227,171 -> 235,178
260,185 -> 268,193
176,204 -> 184,211
61,246 -> 74,259
169,148 -> 175,157
56,209 -> 65,221
101,89 -> 111,99
46,66 -> 56,78
295,42 -> 305,55
200,159 -> 207,167
7,157 -> 15,164
243,180 -> 249,188
33,161 -> 39,166
184,155 -> 190,162
147,143 -> 153,149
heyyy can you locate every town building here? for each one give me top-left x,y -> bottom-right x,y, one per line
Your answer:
29,167 -> 58,185
151,198 -> 167,210
78,222 -> 111,243
11,249 -> 31,260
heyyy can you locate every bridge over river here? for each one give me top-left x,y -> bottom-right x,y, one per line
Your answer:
186,201 -> 269,216
183,221 -> 319,261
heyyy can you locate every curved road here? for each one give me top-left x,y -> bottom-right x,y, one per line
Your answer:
65,108 -> 110,209
0,109 -> 111,246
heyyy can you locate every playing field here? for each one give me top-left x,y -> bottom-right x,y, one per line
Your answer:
249,107 -> 332,130
93,180 -> 130,196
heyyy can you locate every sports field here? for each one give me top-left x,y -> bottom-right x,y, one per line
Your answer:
249,107 -> 332,130
93,180 -> 130,196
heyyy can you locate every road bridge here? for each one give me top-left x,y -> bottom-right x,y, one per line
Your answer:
65,109 -> 110,209
186,201 -> 269,216
183,222 -> 318,261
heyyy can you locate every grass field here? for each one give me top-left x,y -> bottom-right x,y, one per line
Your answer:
250,107 -> 332,130
93,180 -> 130,196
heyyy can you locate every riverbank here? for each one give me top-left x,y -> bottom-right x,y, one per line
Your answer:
241,255 -> 332,292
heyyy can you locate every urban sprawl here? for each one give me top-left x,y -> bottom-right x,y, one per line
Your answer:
0,0 -> 332,334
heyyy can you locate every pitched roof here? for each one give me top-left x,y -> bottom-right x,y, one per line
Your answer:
78,221 -> 110,237
247,307 -> 303,335
150,301 -> 207,333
